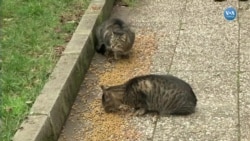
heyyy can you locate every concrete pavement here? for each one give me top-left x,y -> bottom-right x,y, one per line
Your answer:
59,0 -> 250,140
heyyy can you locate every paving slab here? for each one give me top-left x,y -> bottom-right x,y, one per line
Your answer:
146,24 -> 179,73
176,22 -> 239,53
183,0 -> 238,25
126,0 -> 185,23
239,1 -> 250,73
171,53 -> 238,71
239,0 -> 250,55
240,55 -> 250,72
171,22 -> 239,71
238,1 -> 250,25
58,0 -> 248,140
239,26 -> 250,55
239,72 -> 250,141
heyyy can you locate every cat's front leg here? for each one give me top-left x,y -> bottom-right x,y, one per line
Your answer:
104,45 -> 112,56
114,52 -> 121,60
121,51 -> 130,59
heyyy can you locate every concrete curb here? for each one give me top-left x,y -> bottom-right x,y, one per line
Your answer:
12,0 -> 115,141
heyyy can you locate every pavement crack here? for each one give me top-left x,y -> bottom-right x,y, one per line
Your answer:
168,0 -> 188,73
150,116 -> 159,141
236,1 -> 241,140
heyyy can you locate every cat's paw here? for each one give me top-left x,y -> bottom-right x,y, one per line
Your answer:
107,57 -> 114,63
133,108 -> 146,116
114,55 -> 121,60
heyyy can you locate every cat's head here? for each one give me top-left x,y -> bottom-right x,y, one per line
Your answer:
110,29 -> 127,49
100,85 -> 125,113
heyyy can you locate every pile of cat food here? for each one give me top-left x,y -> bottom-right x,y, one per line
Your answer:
77,31 -> 157,140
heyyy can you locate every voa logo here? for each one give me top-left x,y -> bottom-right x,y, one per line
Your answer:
224,6 -> 237,21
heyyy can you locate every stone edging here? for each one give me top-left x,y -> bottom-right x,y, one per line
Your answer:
12,0 -> 115,140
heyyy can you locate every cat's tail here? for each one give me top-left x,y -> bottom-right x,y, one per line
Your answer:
110,18 -> 126,28
95,25 -> 106,55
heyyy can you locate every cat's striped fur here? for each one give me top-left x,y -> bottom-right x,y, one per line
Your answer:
95,18 -> 135,59
101,74 -> 197,116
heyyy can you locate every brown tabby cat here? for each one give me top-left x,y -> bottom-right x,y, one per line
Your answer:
101,74 -> 197,116
95,18 -> 135,59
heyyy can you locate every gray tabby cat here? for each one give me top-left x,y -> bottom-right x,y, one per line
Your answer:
101,74 -> 197,116
95,18 -> 135,59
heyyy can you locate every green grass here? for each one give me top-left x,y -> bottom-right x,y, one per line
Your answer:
0,0 -> 90,140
